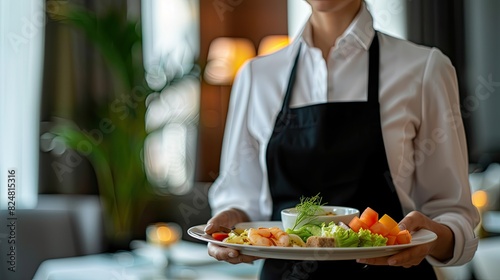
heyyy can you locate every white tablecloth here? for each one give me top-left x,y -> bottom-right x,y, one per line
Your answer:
472,236 -> 500,280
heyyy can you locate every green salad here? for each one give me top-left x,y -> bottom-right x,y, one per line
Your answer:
285,193 -> 387,247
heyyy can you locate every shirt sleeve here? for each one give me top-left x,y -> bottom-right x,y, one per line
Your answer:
415,48 -> 480,266
208,60 -> 267,221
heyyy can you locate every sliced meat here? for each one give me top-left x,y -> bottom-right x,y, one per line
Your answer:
305,236 -> 336,247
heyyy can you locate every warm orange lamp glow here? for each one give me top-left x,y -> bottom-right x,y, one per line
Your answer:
472,190 -> 488,209
146,222 -> 181,247
204,37 -> 256,85
258,35 -> 290,56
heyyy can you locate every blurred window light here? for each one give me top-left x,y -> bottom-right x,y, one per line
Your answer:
144,122 -> 198,196
365,0 -> 407,39
0,0 -> 45,209
144,77 -> 199,195
258,35 -> 290,56
287,0 -> 407,40
142,0 -> 199,90
204,37 -> 256,85
145,77 -> 200,133
287,0 -> 311,39
142,0 -> 199,194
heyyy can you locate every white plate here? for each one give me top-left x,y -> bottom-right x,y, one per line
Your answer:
187,221 -> 437,261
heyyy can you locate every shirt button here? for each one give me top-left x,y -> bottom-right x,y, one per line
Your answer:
338,39 -> 346,46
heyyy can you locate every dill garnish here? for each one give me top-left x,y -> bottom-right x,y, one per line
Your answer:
292,193 -> 327,230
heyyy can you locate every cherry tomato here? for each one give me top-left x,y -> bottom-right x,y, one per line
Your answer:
211,232 -> 229,241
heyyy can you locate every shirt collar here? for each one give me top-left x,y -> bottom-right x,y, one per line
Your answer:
294,1 -> 375,53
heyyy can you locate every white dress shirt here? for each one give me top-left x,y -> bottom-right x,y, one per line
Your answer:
208,3 -> 479,266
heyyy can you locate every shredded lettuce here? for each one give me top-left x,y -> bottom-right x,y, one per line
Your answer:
321,222 -> 359,247
286,224 -> 322,242
295,222 -> 388,247
358,228 -> 387,247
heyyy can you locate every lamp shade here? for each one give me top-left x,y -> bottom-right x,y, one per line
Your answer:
204,37 -> 256,85
258,35 -> 290,56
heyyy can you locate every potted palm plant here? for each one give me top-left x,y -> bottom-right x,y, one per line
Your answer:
47,2 -> 156,249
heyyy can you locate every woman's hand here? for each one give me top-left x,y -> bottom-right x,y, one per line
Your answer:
204,208 -> 260,264
356,211 -> 454,267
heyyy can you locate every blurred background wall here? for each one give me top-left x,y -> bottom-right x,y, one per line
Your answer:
35,0 -> 500,225
406,0 -> 500,167
36,0 -> 289,242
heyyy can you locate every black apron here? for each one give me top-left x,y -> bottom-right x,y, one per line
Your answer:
263,33 -> 436,279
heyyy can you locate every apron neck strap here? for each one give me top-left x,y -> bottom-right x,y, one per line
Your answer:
282,31 -> 380,110
281,43 -> 302,112
367,32 -> 379,103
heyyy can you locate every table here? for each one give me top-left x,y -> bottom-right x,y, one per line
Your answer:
33,240 -> 262,280
33,236 -> 500,280
471,236 -> 500,280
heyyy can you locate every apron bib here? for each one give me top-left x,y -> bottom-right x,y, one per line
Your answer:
263,33 -> 436,279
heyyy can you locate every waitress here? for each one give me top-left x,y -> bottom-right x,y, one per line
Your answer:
204,0 -> 479,278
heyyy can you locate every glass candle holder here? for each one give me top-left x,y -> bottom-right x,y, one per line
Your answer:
146,222 -> 182,277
